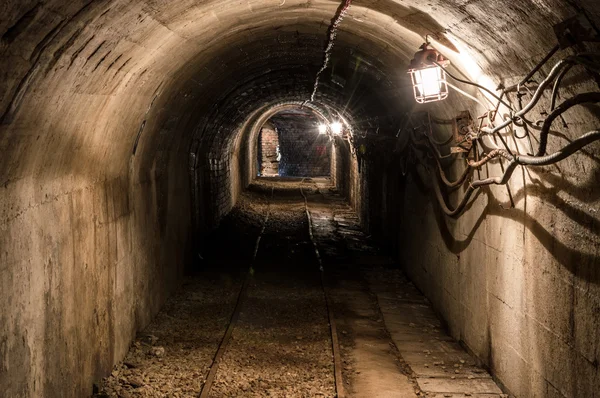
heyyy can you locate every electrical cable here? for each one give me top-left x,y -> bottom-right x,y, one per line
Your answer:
517,130 -> 600,165
482,129 -> 600,167
426,113 -> 454,146
467,149 -> 509,168
428,165 -> 478,217
550,63 -> 574,111
433,129 -> 600,216
430,115 -> 454,125
536,92 -> 600,156
471,129 -> 600,181
412,137 -> 471,190
480,58 -> 575,136
478,55 -> 599,140
428,133 -> 454,147
309,0 -> 352,102
405,47 -> 600,218
492,91 -> 506,118
446,81 -> 487,107
504,44 -> 560,92
425,131 -> 458,159
433,61 -> 515,110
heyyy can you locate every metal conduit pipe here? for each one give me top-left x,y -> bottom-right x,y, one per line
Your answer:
521,130 -> 600,165
536,92 -> 600,156
430,130 -> 600,217
481,59 -> 574,135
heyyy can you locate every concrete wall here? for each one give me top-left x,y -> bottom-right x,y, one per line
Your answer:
400,114 -> 599,398
357,32 -> 600,398
332,138 -> 361,214
0,83 -> 193,397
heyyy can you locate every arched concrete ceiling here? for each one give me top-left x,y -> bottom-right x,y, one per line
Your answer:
2,0 -> 594,192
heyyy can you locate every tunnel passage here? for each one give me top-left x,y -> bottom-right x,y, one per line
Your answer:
1,0 -> 600,397
257,107 -> 332,177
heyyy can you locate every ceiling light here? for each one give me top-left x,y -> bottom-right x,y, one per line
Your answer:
330,122 -> 343,135
408,43 -> 450,103
318,124 -> 328,134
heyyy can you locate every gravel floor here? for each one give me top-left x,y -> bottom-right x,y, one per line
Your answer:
97,274 -> 244,398
96,178 -> 336,398
208,276 -> 335,398
95,177 -> 483,398
209,203 -> 335,397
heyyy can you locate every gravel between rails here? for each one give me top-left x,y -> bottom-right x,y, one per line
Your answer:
208,190 -> 336,398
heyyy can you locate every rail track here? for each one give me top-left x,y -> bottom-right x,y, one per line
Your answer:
198,180 -> 344,398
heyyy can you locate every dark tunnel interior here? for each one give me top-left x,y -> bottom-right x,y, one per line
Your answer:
258,108 -> 332,177
1,1 -> 600,397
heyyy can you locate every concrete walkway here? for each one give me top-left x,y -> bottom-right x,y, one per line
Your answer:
367,271 -> 506,398
307,178 -> 506,398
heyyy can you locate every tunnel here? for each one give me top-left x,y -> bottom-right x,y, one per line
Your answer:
1,0 -> 600,397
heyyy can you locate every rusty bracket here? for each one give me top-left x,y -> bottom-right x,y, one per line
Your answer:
450,111 -> 474,155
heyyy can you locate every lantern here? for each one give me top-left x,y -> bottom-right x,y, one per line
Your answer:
408,43 -> 450,103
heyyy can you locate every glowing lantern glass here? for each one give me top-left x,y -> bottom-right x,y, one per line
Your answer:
408,44 -> 450,103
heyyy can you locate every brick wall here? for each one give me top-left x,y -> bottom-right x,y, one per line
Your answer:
259,122 -> 279,176
271,113 -> 331,177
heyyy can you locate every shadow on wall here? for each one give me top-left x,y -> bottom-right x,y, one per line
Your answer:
414,165 -> 600,284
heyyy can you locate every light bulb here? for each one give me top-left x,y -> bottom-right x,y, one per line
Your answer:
416,67 -> 442,96
330,122 -> 343,135
318,124 -> 327,134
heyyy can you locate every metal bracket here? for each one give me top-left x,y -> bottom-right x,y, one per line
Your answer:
450,111 -> 473,155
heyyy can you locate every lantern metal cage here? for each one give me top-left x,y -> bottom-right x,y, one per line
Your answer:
408,43 -> 450,103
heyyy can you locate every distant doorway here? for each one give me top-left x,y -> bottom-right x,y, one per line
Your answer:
257,107 -> 331,177
257,121 -> 280,176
